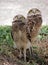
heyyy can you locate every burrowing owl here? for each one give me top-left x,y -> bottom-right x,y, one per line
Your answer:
27,8 -> 42,42
11,14 -> 31,62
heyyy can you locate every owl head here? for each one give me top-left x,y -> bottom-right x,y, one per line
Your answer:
27,8 -> 41,17
13,14 -> 25,22
12,14 -> 26,32
27,8 -> 42,27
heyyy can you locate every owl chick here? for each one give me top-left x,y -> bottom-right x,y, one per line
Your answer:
11,15 -> 31,62
27,8 -> 42,42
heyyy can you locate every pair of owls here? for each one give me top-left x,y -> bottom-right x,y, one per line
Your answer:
11,8 -> 42,62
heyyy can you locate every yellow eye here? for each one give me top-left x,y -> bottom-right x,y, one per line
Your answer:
35,9 -> 41,15
28,9 -> 33,13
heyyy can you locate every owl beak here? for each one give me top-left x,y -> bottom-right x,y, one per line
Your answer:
33,9 -> 35,12
33,15 -> 36,17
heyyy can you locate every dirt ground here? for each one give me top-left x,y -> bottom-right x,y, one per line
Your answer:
0,50 -> 48,65
0,54 -> 26,65
0,37 -> 48,65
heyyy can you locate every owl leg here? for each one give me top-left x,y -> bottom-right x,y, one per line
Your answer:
20,50 -> 22,58
29,47 -> 32,60
23,49 -> 26,62
28,47 -> 31,61
18,49 -> 22,59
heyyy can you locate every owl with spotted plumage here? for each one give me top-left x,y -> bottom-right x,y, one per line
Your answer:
27,8 -> 42,42
11,14 -> 31,62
